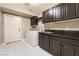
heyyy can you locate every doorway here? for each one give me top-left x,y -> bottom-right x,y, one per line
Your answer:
4,14 -> 22,43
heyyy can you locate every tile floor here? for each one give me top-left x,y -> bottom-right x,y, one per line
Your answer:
0,40 -> 51,56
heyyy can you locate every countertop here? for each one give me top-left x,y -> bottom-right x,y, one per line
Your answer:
39,30 -> 79,40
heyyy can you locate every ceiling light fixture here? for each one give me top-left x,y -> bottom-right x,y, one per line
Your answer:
30,3 -> 40,6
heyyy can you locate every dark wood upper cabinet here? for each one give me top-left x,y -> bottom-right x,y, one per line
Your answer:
76,3 -> 79,17
42,11 -> 46,23
45,10 -> 49,22
62,3 -> 66,20
42,10 -> 48,23
63,3 -> 76,20
42,3 -> 78,23
31,16 -> 38,25
42,8 -> 53,23
55,4 -> 63,21
48,8 -> 53,22
52,7 -> 56,22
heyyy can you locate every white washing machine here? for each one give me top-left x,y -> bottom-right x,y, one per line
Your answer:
26,30 -> 39,47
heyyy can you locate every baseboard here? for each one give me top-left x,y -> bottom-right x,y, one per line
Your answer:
0,39 -> 24,45
21,39 -> 25,41
6,40 -> 21,44
1,43 -> 6,45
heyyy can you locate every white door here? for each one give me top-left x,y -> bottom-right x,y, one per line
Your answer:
4,14 -> 22,43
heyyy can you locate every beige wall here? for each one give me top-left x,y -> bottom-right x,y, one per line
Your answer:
1,12 -> 4,43
0,10 -> 4,44
44,18 -> 79,31
37,20 -> 45,31
0,10 -> 1,43
22,17 -> 32,39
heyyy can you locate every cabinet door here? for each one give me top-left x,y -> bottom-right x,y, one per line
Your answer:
39,33 -> 44,49
62,3 -> 66,20
75,46 -> 79,56
43,34 -> 50,52
31,16 -> 38,25
55,4 -> 63,21
52,7 -> 56,22
31,18 -> 35,25
48,8 -> 53,22
42,10 -> 49,23
43,9 -> 53,23
61,43 -> 75,56
76,3 -> 79,17
39,33 -> 50,52
45,10 -> 49,23
50,36 -> 61,56
63,3 -> 76,20
31,19 -> 33,25
42,11 -> 47,23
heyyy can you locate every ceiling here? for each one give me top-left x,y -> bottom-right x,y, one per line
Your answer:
0,3 -> 58,18
24,3 -> 58,16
